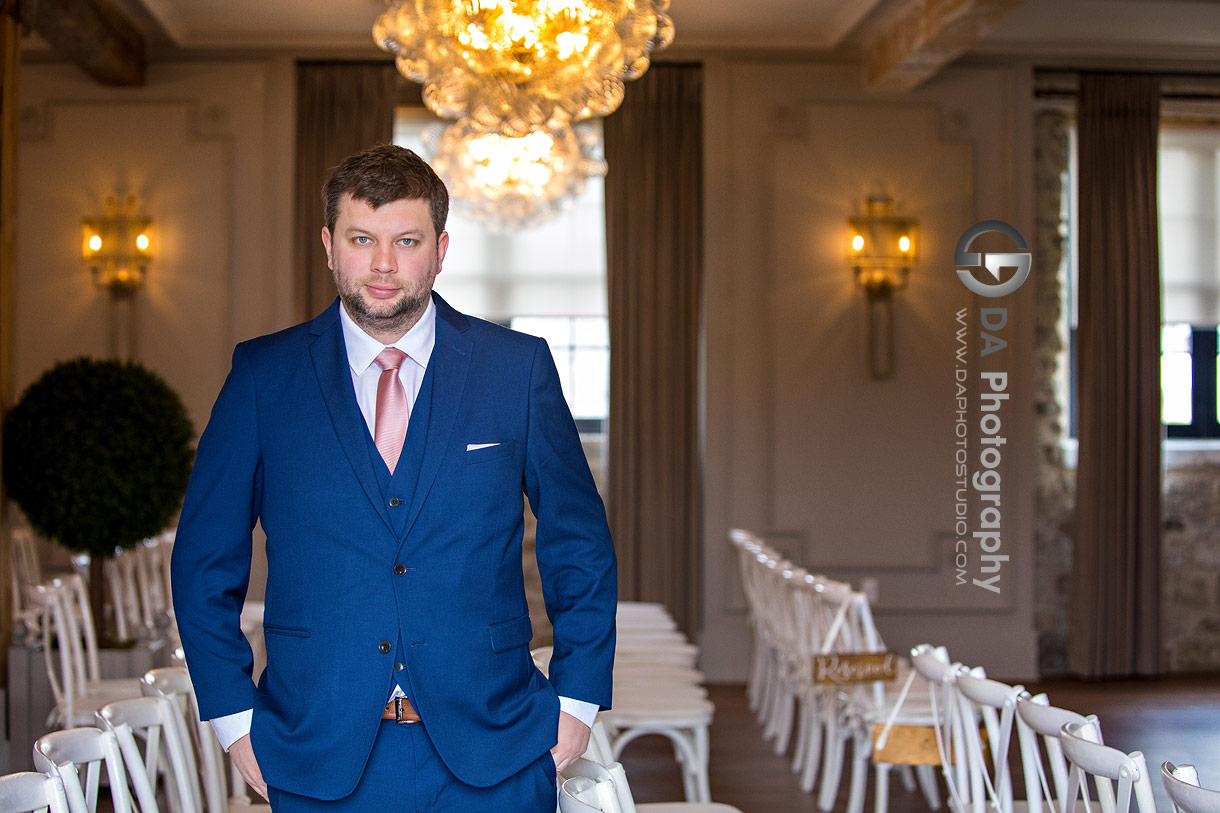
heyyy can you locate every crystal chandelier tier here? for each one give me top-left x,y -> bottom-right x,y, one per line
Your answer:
422,119 -> 606,232
374,0 -> 674,137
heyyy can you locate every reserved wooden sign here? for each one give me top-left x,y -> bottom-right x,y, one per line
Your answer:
812,651 -> 899,684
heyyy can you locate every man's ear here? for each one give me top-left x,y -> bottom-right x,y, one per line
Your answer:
321,226 -> 334,269
436,230 -> 449,275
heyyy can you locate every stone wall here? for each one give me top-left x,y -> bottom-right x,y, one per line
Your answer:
1162,465 -> 1220,672
1032,109 -> 1074,675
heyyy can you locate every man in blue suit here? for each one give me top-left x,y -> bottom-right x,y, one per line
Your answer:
171,144 -> 617,811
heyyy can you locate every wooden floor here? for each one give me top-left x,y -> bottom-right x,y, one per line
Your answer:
623,677 -> 1220,813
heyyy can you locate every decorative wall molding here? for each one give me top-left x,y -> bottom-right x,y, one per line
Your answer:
701,60 -> 1036,680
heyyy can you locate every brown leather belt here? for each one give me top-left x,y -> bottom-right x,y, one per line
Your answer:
382,697 -> 421,724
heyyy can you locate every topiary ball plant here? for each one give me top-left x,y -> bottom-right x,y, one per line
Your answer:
3,357 -> 194,635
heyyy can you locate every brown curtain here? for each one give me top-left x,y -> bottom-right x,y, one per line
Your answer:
294,62 -> 397,320
604,64 -> 703,637
1069,73 -> 1162,678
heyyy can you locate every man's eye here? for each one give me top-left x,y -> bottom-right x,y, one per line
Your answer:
399,238 -> 416,247
353,236 -> 371,244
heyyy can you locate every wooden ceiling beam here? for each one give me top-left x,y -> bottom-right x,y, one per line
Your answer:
863,0 -> 1026,92
11,0 -> 147,85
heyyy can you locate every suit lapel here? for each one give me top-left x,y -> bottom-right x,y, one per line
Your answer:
308,301 -> 396,534
400,295 -> 472,539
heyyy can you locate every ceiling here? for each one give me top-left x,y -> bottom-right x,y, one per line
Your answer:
16,0 -> 1220,89
71,0 -> 1220,65
123,0 -> 897,51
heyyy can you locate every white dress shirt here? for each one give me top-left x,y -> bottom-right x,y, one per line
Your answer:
209,299 -> 596,750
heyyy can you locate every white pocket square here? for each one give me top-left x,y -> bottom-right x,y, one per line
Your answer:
466,443 -> 501,451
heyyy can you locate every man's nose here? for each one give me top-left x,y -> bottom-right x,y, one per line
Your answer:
372,244 -> 396,273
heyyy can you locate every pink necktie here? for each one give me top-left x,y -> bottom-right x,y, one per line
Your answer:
373,348 -> 409,474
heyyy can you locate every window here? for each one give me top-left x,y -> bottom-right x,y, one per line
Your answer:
393,108 -> 610,471
1063,122 -> 1220,440
1162,324 -> 1220,437
1158,126 -> 1220,437
511,316 -> 609,434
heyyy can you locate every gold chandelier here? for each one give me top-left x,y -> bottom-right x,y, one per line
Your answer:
374,0 -> 675,137
423,119 -> 606,232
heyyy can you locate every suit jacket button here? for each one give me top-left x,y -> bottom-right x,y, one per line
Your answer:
394,563 -> 407,576
389,497 -> 402,507
394,662 -> 405,673
378,640 -> 391,654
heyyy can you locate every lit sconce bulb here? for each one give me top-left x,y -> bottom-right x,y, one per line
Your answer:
851,234 -> 865,252
81,196 -> 153,294
898,236 -> 911,252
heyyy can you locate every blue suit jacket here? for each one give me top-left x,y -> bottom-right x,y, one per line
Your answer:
171,294 -> 617,799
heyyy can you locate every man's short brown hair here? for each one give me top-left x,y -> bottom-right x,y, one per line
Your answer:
322,144 -> 449,239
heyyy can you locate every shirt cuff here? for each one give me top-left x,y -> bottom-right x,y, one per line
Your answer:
558,696 -> 599,729
210,709 -> 253,752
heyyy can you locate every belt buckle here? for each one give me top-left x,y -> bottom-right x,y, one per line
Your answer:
394,697 -> 410,725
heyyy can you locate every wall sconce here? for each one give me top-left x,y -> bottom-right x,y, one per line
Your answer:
849,196 -> 918,379
82,195 -> 152,294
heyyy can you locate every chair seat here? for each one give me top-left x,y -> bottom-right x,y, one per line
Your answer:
614,669 -> 706,685
615,649 -> 699,667
613,684 -> 709,703
638,804 -> 743,813
91,677 -> 146,696
612,685 -> 711,702
57,681 -> 144,727
614,665 -> 704,680
618,618 -> 679,632
863,707 -> 939,727
603,705 -> 714,727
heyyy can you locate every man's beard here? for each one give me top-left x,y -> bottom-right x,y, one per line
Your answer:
335,275 -> 432,338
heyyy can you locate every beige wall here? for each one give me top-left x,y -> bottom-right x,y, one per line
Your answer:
701,59 -> 1039,680
16,58 -> 300,597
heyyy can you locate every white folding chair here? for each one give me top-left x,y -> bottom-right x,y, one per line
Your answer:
561,774 -> 617,813
896,644 -> 972,813
105,550 -> 143,643
97,696 -> 200,813
1163,763 -> 1220,813
601,682 -> 714,803
955,670 -> 1027,813
142,667 -> 268,813
727,529 -> 773,717
10,527 -> 44,642
562,757 -> 744,813
0,772 -> 71,813
820,581 -> 924,813
1016,693 -> 1099,813
539,611 -> 715,805
26,582 -> 143,730
786,571 -> 855,798
157,530 -> 177,613
135,539 -> 168,634
33,727 -> 136,813
759,559 -> 804,756
1061,717 -> 1157,813
55,574 -> 147,696
616,603 -> 678,634
750,550 -> 790,743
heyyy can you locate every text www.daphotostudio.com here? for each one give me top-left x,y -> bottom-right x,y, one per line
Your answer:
951,220 -> 1031,593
